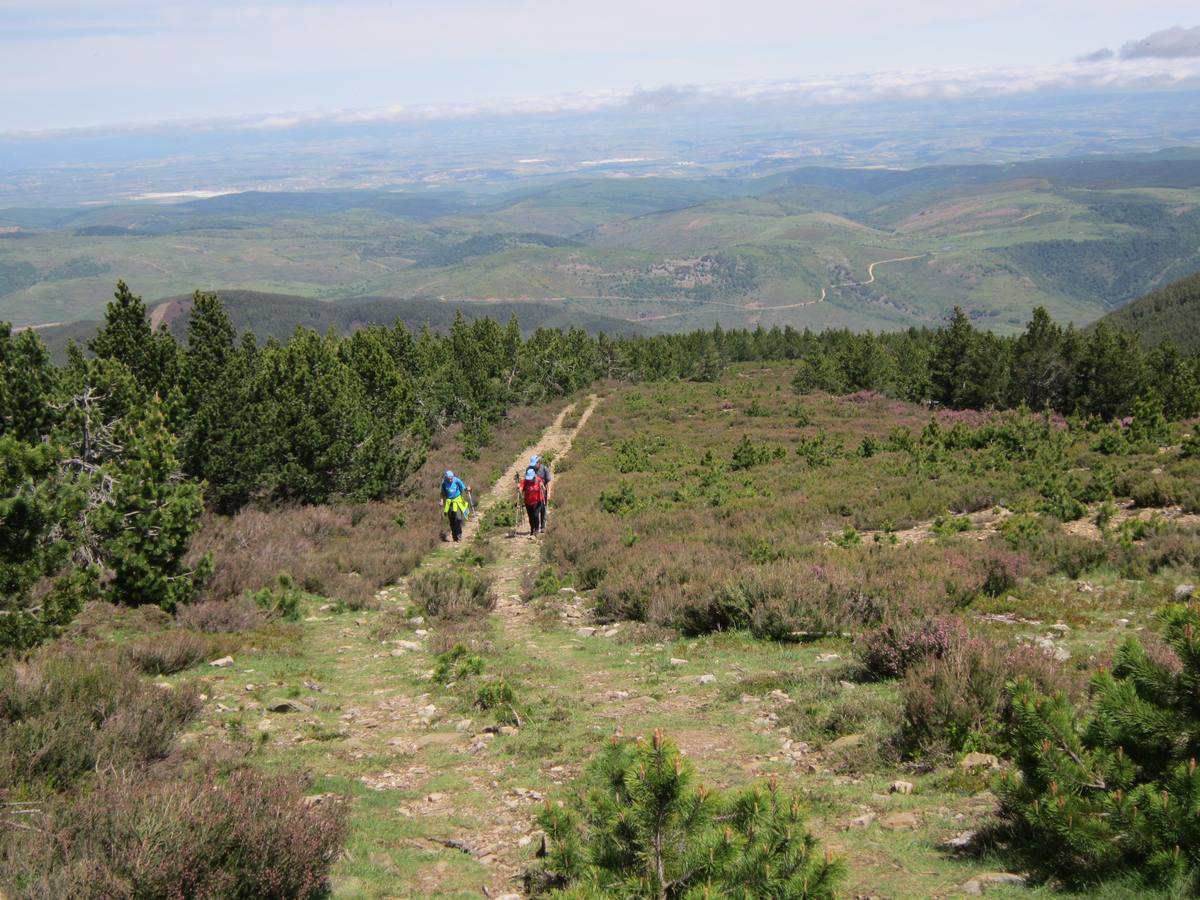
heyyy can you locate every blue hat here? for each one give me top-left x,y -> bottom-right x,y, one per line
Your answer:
530,454 -> 540,465
444,470 -> 454,480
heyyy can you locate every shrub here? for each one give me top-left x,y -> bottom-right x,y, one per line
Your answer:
123,630 -> 212,675
7,768 -> 346,899
614,436 -> 656,473
900,638 -> 1084,757
833,525 -> 861,548
1000,604 -> 1200,889
250,574 -> 305,621
795,432 -> 842,467
432,644 -> 485,684
1181,425 -> 1200,459
475,679 -> 517,714
410,568 -> 496,620
176,596 -> 265,632
524,566 -> 569,600
0,645 -> 201,797
900,638 -> 1010,756
730,434 -> 776,470
531,730 -> 843,898
932,514 -> 972,538
598,481 -> 638,515
858,616 -> 969,681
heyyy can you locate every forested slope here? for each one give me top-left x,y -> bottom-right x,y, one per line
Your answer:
1101,270 -> 1200,353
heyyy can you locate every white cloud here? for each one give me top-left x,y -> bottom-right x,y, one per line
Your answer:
1120,25 -> 1200,59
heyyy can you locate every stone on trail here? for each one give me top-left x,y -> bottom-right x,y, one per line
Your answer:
882,811 -> 920,830
209,656 -> 234,668
576,626 -> 596,638
267,699 -> 310,713
848,812 -> 876,829
960,872 -> 1026,895
828,733 -> 865,751
939,830 -> 978,853
959,751 -> 1000,770
669,658 -> 688,666
1176,583 -> 1196,601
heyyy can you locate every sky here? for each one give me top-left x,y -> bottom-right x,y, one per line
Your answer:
2,1 -> 1200,134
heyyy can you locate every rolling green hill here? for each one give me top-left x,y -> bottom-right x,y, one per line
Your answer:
1099,270 -> 1200,353
4,152 -> 1200,334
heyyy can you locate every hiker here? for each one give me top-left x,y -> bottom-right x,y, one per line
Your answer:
440,470 -> 471,542
515,454 -> 552,501
517,464 -> 547,537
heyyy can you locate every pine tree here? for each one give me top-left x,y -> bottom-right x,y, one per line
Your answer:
182,290 -> 235,412
1002,603 -> 1200,888
1010,307 -> 1068,410
95,398 -> 209,610
0,436 -> 93,650
0,324 -> 58,443
533,730 -> 842,899
89,280 -> 179,396
930,307 -> 977,407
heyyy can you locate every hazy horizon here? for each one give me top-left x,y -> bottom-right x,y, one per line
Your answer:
3,2 -> 1200,135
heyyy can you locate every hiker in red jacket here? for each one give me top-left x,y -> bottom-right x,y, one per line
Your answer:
517,464 -> 547,537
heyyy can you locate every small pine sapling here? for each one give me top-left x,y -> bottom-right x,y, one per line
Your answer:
531,730 -> 843,898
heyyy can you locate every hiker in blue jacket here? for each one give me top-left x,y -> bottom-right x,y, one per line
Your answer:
440,470 -> 471,542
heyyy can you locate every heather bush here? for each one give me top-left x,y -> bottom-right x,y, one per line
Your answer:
900,638 -> 1011,756
0,645 -> 201,797
411,568 -> 496,620
176,595 -> 265,632
122,630 -> 212,675
858,615 -> 969,681
899,638 -> 1085,757
7,767 -> 346,900
530,730 -> 843,898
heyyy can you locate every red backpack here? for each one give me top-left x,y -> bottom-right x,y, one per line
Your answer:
521,469 -> 545,505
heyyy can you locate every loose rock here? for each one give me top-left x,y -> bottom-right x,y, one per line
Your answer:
209,656 -> 234,668
828,733 -> 865,751
961,872 -> 1026,895
959,751 -> 1000,770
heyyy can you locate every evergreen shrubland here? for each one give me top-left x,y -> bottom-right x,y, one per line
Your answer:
3,283 -> 1200,648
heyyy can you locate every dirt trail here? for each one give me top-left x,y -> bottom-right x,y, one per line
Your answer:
333,394 -> 602,895
453,395 -> 598,551
480,396 -> 599,629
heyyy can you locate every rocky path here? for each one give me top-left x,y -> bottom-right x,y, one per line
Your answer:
330,395 -> 602,897
483,396 -> 598,629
